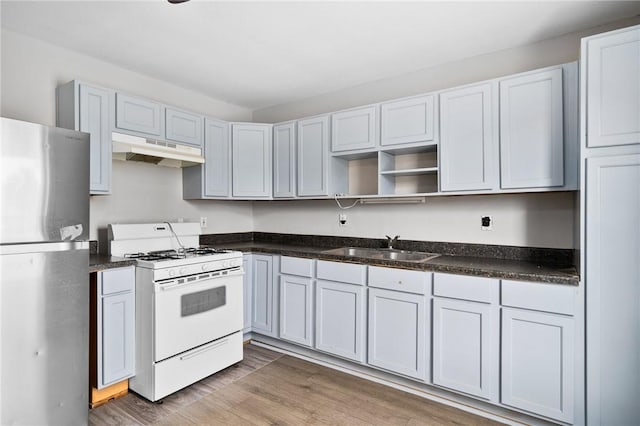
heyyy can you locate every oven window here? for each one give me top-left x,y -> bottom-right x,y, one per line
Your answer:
181,286 -> 226,317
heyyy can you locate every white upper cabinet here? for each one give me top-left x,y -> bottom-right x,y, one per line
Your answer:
439,83 -> 497,192
381,94 -> 435,146
79,85 -> 112,194
500,68 -> 564,189
331,105 -> 378,152
273,122 -> 296,198
165,107 -> 203,147
182,118 -> 230,199
232,123 -> 272,198
57,81 -> 113,195
115,93 -> 162,137
586,26 -> 640,148
297,116 -> 330,196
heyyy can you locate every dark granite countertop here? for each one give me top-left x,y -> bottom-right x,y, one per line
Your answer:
212,240 -> 579,286
89,254 -> 136,273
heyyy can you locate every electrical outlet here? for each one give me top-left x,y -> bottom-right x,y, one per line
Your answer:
338,214 -> 347,227
200,217 -> 208,228
481,215 -> 493,231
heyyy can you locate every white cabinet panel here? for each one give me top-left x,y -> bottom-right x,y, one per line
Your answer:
500,68 -> 564,188
279,275 -> 313,347
273,122 -> 296,198
280,256 -> 314,278
432,298 -> 498,401
165,108 -> 203,147
586,27 -> 640,147
115,93 -> 162,136
204,119 -> 230,197
251,255 -> 274,335
242,254 -> 252,333
381,95 -> 434,146
440,83 -> 496,191
501,308 -> 574,423
101,292 -> 135,386
232,124 -> 272,198
585,153 -> 640,425
315,280 -> 365,362
79,84 -> 111,194
297,116 -> 330,196
368,288 -> 428,380
331,106 -> 377,152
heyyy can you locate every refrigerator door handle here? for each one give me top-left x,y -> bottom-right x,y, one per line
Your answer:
0,241 -> 89,255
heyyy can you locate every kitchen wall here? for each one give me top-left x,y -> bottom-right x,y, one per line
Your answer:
0,29 -> 254,246
251,16 -> 640,249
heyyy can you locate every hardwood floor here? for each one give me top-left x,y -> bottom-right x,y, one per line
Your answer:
90,344 -> 502,425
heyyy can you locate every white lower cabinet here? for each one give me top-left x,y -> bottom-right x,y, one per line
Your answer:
501,308 -> 574,423
432,297 -> 499,401
279,275 -> 314,347
251,254 -> 279,337
315,280 -> 366,362
367,287 -> 428,381
242,254 -> 252,334
96,266 -> 135,389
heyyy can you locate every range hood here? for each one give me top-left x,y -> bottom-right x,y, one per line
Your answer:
111,132 -> 205,168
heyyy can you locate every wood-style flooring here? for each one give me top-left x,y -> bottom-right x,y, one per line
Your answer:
90,344 -> 502,425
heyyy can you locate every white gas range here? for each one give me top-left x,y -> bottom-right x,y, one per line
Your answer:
109,222 -> 243,402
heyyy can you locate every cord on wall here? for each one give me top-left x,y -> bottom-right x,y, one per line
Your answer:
334,194 -> 359,210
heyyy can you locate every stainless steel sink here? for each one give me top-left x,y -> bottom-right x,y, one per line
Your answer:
322,247 -> 440,263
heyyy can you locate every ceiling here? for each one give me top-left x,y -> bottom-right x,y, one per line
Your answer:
2,1 -> 639,110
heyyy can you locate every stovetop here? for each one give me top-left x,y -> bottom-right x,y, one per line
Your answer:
124,247 -> 232,262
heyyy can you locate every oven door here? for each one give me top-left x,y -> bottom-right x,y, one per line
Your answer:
154,267 -> 243,362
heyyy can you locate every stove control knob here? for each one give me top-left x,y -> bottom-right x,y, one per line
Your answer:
168,269 -> 176,277
201,264 -> 210,272
179,268 -> 187,276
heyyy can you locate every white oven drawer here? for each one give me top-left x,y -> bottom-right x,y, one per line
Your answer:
154,270 -> 243,362
153,331 -> 243,400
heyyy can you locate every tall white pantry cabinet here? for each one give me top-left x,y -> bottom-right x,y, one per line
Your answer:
581,25 -> 640,426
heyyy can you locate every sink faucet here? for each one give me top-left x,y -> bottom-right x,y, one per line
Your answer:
385,235 -> 400,249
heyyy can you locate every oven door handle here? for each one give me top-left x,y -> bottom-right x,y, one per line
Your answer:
180,338 -> 229,361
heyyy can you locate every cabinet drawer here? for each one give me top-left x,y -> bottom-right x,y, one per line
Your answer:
501,280 -> 576,315
368,266 -> 429,295
317,260 -> 366,285
280,256 -> 314,277
100,266 -> 135,295
433,273 -> 499,303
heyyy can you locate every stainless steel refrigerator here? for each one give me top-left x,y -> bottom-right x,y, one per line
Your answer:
0,117 -> 89,425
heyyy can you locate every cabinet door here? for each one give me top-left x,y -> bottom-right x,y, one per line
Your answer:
331,106 -> 377,152
115,93 -> 162,136
242,254 -> 253,333
204,118 -> 230,197
500,68 -> 564,189
232,124 -> 272,198
101,291 -> 135,387
315,280 -> 365,362
297,116 -> 329,196
440,83 -> 496,191
368,288 -> 427,380
381,95 -> 434,146
432,298 -> 498,401
501,308 -> 574,423
279,275 -> 313,347
79,85 -> 111,194
586,154 -> 640,425
251,255 -> 274,335
165,107 -> 203,147
273,122 -> 296,198
586,27 -> 640,147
